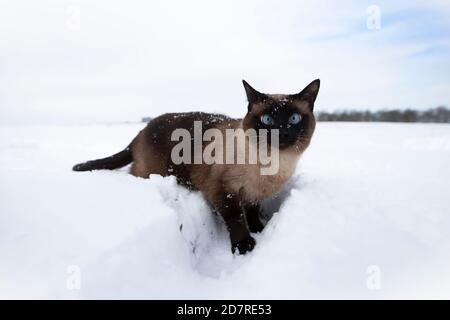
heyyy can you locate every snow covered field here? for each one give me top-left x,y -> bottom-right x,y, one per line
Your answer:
1,122 -> 450,299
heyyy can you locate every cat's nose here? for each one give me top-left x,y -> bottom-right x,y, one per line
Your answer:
281,129 -> 289,138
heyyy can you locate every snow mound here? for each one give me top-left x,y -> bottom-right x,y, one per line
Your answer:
1,123 -> 449,299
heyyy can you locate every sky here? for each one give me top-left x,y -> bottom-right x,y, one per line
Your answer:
0,0 -> 449,124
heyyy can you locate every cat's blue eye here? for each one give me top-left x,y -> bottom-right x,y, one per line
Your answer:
260,114 -> 274,126
288,113 -> 301,125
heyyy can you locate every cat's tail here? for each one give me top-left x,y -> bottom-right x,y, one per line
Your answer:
72,145 -> 133,172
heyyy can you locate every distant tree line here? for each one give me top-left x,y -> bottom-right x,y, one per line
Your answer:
316,106 -> 450,123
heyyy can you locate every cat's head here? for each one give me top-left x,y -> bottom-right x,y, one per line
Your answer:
242,79 -> 320,151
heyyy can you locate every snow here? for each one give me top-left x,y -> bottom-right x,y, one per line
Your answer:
1,122 -> 450,299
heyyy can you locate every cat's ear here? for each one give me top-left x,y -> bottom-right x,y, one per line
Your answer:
242,80 -> 265,106
293,79 -> 320,110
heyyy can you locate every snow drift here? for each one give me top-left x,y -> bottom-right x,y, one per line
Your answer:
1,122 -> 449,299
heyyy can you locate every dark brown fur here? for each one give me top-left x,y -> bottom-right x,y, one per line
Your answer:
73,80 -> 320,254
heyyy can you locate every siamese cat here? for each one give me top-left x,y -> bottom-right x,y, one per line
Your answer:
73,79 -> 320,254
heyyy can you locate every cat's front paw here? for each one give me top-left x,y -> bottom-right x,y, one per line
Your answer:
248,216 -> 264,233
232,236 -> 256,255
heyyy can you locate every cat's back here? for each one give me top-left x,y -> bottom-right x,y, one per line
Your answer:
130,111 -> 237,178
138,112 -> 229,149
146,112 -> 232,133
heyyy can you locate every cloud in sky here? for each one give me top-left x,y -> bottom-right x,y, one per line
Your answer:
0,0 -> 449,124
